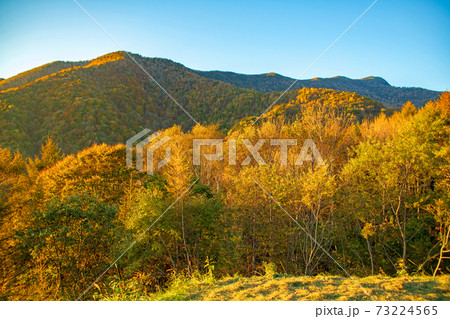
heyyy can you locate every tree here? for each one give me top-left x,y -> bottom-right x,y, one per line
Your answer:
27,136 -> 63,179
160,127 -> 194,275
16,194 -> 117,300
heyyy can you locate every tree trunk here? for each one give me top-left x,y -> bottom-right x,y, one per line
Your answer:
180,199 -> 191,275
366,237 -> 374,276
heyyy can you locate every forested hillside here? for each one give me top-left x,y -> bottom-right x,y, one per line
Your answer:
262,87 -> 383,121
0,92 -> 448,300
0,61 -> 88,91
194,71 -> 440,108
0,52 -> 383,156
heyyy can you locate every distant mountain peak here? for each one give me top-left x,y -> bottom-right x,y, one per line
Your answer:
361,76 -> 390,86
331,75 -> 349,79
85,51 -> 127,68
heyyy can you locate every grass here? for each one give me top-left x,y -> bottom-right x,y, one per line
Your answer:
94,274 -> 450,301
104,274 -> 450,301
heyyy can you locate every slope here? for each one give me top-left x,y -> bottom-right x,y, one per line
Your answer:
0,61 -> 88,91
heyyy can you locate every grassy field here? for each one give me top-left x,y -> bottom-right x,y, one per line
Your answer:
100,274 -> 450,301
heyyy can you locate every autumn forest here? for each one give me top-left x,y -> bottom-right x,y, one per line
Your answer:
0,52 -> 449,301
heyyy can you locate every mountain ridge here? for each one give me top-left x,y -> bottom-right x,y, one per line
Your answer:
1,51 -> 440,109
192,70 -> 440,108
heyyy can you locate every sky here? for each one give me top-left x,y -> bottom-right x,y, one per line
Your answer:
0,0 -> 449,91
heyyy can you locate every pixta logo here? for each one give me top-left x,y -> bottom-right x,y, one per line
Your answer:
127,130 -> 325,175
193,138 -> 325,166
126,129 -> 171,175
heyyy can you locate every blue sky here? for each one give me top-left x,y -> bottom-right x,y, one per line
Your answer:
0,0 -> 449,91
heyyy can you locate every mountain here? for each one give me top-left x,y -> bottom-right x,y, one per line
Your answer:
193,71 -> 440,108
0,52 -> 280,155
0,51 -> 421,156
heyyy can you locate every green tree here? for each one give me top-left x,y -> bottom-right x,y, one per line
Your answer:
17,194 -> 117,300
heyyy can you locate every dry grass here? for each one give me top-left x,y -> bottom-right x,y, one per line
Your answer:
145,275 -> 450,301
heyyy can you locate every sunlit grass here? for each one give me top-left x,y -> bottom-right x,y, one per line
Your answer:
132,274 -> 450,301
